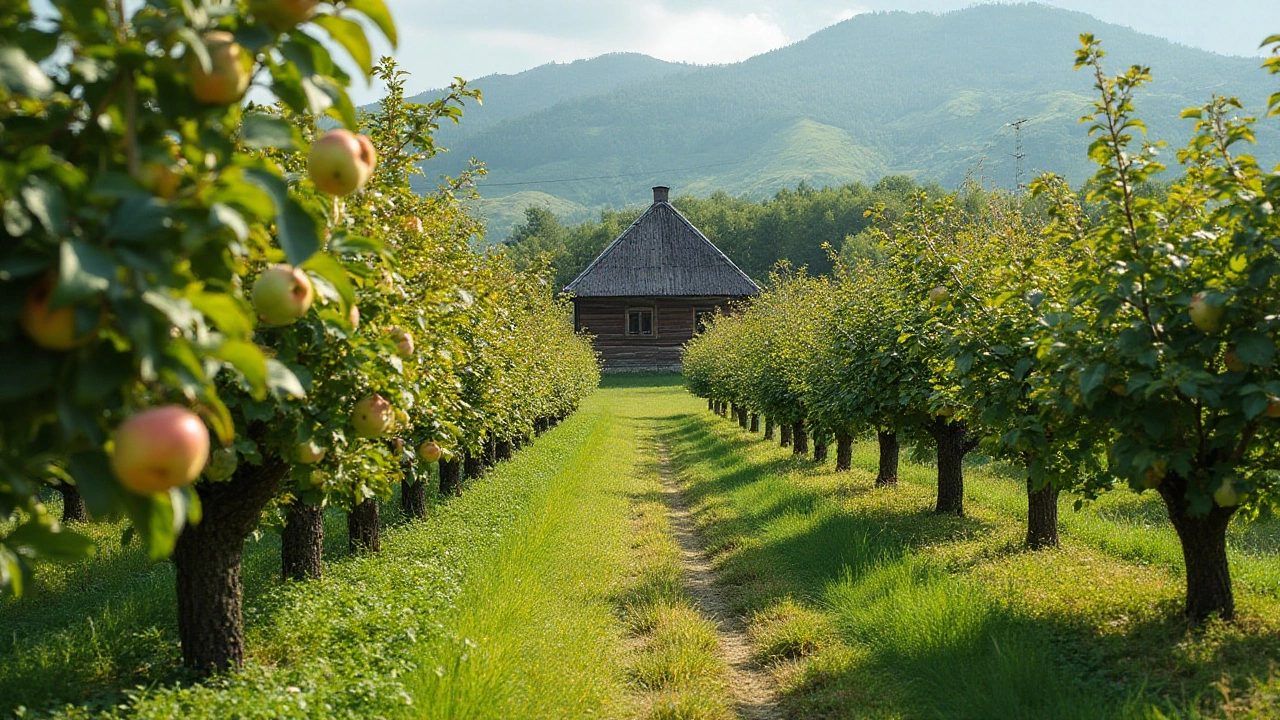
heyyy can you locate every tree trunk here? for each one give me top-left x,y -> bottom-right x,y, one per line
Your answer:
780,422 -> 792,447
463,449 -> 485,480
764,417 -> 775,441
484,439 -> 498,467
792,422 -> 808,456
56,481 -> 88,523
750,414 -> 760,433
929,421 -> 971,516
1159,476 -> 1237,622
172,454 -> 287,674
347,498 -> 380,554
496,438 -> 513,461
282,500 -> 324,582
400,459 -> 428,521
813,433 -> 828,463
730,402 -> 739,422
1025,479 -> 1060,549
738,407 -> 749,429
876,431 -> 900,488
439,456 -> 462,497
708,398 -> 714,412
836,433 -> 853,472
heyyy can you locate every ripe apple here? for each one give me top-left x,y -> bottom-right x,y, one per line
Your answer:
928,286 -> 949,305
189,31 -> 252,105
1264,397 -> 1280,419
348,304 -> 361,330
20,273 -> 99,350
253,265 -> 314,326
388,326 -> 415,358
249,0 -> 319,29
1224,348 -> 1246,373
1142,460 -> 1167,489
351,394 -> 394,438
417,441 -> 442,463
110,406 -> 211,494
1213,478 -> 1240,507
1110,382 -> 1128,397
296,440 -> 326,464
308,129 -> 377,196
1188,292 -> 1224,334
203,447 -> 238,481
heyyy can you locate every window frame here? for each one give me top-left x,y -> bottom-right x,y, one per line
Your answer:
625,306 -> 656,337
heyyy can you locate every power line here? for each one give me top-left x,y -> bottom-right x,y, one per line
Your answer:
481,160 -> 749,188
1008,118 -> 1029,205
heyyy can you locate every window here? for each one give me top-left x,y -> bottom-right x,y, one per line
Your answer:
627,308 -> 654,336
695,310 -> 716,334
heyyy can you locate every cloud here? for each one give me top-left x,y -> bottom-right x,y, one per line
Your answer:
629,7 -> 791,65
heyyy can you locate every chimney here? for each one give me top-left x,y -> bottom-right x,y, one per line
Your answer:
652,186 -> 670,204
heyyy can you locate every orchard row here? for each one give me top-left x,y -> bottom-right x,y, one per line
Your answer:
685,36 -> 1280,624
0,0 -> 599,675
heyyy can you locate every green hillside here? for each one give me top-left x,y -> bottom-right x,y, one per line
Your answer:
470,191 -> 594,243
419,3 -> 1278,220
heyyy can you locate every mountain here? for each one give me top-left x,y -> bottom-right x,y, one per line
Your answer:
412,3 -> 1278,239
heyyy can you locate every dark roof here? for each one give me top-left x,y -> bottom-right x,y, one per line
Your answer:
564,188 -> 760,298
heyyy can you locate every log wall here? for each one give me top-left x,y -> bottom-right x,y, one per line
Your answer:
573,296 -> 741,371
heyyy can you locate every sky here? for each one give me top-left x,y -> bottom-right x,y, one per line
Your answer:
344,0 -> 1280,104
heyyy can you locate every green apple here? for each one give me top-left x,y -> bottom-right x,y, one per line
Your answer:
110,406 -> 210,495
252,265 -> 314,326
417,441 -> 442,463
928,286 -> 949,305
250,0 -> 319,30
189,31 -> 252,105
308,129 -> 377,196
296,440 -> 326,464
351,395 -> 394,438
1188,292 -> 1224,334
1213,478 -> 1240,507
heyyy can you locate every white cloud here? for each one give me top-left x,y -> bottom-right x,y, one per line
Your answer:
631,7 -> 791,65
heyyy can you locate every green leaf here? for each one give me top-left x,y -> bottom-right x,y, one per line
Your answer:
345,0 -> 397,47
52,241 -> 113,307
0,349 -> 53,400
302,252 -> 355,308
213,339 -> 268,398
210,203 -> 250,241
106,196 -> 171,244
0,46 -> 53,97
6,520 -> 97,562
21,177 -> 69,235
67,451 -> 121,517
241,113 -> 297,150
266,359 -> 307,399
188,290 -> 253,336
312,15 -> 373,77
244,168 -> 320,266
1234,332 -> 1275,367
1079,363 -> 1107,396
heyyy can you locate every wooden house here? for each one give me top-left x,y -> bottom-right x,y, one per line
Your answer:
565,186 -> 760,371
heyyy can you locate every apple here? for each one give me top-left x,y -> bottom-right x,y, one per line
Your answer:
928,286 -> 949,305
348,305 -> 361,330
1110,382 -> 1128,396
388,326 -> 415,358
351,394 -> 394,438
189,31 -> 252,105
296,440 -> 326,464
20,273 -> 99,350
250,0 -> 319,29
110,406 -> 211,495
203,447 -> 238,481
934,406 -> 956,418
1224,348 -> 1246,373
1142,460 -> 1167,489
308,129 -> 377,196
1188,292 -> 1224,334
1213,478 -> 1240,507
139,160 -> 182,199
417,441 -> 442,463
253,265 -> 314,326
1264,398 -> 1280,419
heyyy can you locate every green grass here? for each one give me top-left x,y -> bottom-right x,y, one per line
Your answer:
662,391 -> 1280,719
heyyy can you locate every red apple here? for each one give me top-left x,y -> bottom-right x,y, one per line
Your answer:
250,0 -> 319,30
189,31 -> 252,105
417,441 -> 442,463
296,440 -> 326,464
1224,348 -> 1246,373
20,273 -> 99,350
253,265 -> 314,326
1264,398 -> 1280,419
1188,292 -> 1224,334
110,406 -> 211,494
928,286 -> 949,305
351,394 -> 394,438
388,326 -> 415,358
308,129 -> 376,196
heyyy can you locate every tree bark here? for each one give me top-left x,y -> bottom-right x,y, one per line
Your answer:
792,422 -> 808,456
484,439 -> 498,467
439,456 -> 462,497
347,498 -> 380,554
876,431 -> 900,488
1025,479 -> 1060,549
929,421 -> 972,515
56,481 -> 88,523
708,398 -> 714,412
813,433 -> 828,463
400,459 -> 428,521
764,417 -> 775,441
496,438 -> 513,461
836,433 -> 853,472
172,454 -> 287,674
463,449 -> 485,480
738,407 -> 749,429
1158,475 -> 1237,622
750,414 -> 760,433
780,422 -> 792,447
282,500 -> 324,582
730,402 -> 739,422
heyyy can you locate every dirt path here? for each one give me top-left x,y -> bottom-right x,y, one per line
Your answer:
655,443 -> 782,720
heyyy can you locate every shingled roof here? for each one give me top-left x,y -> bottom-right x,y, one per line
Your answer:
564,187 -> 760,298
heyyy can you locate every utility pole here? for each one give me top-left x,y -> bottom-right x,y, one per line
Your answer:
1008,118 -> 1029,206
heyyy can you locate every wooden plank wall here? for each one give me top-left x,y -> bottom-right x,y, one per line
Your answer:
574,296 -> 735,371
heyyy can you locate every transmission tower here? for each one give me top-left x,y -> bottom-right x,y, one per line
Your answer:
1008,118 -> 1029,205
